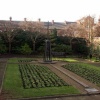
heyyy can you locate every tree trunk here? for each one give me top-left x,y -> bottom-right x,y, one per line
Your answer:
33,41 -> 36,52
9,41 -> 11,54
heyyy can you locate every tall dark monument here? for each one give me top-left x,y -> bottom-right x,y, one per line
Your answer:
44,39 -> 52,62
43,21 -> 52,62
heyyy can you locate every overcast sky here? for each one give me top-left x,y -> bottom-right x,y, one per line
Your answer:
0,0 -> 100,22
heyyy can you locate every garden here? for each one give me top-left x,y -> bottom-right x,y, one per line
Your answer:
2,58 -> 79,98
19,63 -> 69,89
62,63 -> 100,86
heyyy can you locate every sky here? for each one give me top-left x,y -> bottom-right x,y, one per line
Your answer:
0,0 -> 100,22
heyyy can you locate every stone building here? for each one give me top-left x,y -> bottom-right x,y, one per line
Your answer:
0,17 -> 76,35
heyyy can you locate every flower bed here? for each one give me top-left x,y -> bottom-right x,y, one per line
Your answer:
19,64 -> 69,89
62,63 -> 100,85
18,59 -> 35,63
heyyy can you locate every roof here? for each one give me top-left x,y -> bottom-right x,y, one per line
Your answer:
44,21 -> 76,29
0,20 -> 76,30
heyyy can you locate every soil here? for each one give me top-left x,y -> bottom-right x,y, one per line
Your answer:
0,56 -> 100,100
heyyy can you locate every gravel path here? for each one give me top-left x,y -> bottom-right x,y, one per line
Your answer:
0,59 -> 7,92
0,58 -> 8,100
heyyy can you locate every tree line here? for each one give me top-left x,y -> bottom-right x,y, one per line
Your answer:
0,16 -> 100,57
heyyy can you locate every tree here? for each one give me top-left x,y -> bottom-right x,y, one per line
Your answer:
94,25 -> 100,37
53,44 -> 72,54
50,28 -> 58,49
20,43 -> 32,55
77,15 -> 95,43
58,23 -> 77,37
75,24 -> 88,39
0,37 -> 7,54
0,20 -> 19,53
11,29 -> 30,54
20,19 -> 46,52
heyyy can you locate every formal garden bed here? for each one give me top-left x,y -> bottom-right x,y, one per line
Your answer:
2,58 -> 79,99
19,64 -> 69,88
62,63 -> 100,87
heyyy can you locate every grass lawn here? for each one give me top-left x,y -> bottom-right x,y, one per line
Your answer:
7,58 -> 36,63
52,58 -> 77,62
7,58 -> 18,63
3,58 -> 79,99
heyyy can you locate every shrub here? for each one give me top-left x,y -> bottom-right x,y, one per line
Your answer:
19,43 -> 32,55
0,43 -> 7,54
53,44 -> 72,54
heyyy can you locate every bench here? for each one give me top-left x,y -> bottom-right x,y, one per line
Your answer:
52,52 -> 66,57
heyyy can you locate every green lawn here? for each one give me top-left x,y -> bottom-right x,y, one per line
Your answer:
3,58 -> 79,98
7,58 -> 36,63
52,58 -> 77,62
7,58 -> 18,63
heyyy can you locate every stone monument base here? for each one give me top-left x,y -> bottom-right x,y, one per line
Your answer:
38,61 -> 57,64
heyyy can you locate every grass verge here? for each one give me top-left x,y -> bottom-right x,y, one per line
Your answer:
52,58 -> 77,62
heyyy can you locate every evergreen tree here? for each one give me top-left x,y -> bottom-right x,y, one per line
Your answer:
50,28 -> 57,50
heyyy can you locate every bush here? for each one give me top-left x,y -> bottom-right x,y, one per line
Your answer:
19,43 -> 32,55
53,44 -> 72,54
73,43 -> 89,57
0,43 -> 7,54
38,46 -> 44,53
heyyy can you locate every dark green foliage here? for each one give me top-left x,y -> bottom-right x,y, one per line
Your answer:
53,44 -> 72,54
71,38 -> 89,56
57,36 -> 71,45
19,43 -> 32,55
0,43 -> 7,54
35,35 -> 46,53
0,37 -> 7,53
12,29 -> 35,54
37,45 -> 44,53
12,29 -> 30,51
0,27 -> 89,56
50,28 -> 58,48
75,43 -> 90,56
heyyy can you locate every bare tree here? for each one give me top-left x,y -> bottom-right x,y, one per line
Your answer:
58,23 -> 77,37
20,19 -> 46,52
94,25 -> 100,37
75,24 -> 88,39
0,19 -> 19,53
77,16 -> 95,43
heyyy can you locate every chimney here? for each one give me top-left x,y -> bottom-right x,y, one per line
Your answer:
24,18 -> 27,22
38,18 -> 41,22
52,20 -> 54,25
9,17 -> 12,21
64,20 -> 67,25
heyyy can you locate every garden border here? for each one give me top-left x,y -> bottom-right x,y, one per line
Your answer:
0,59 -> 8,94
6,92 -> 100,100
